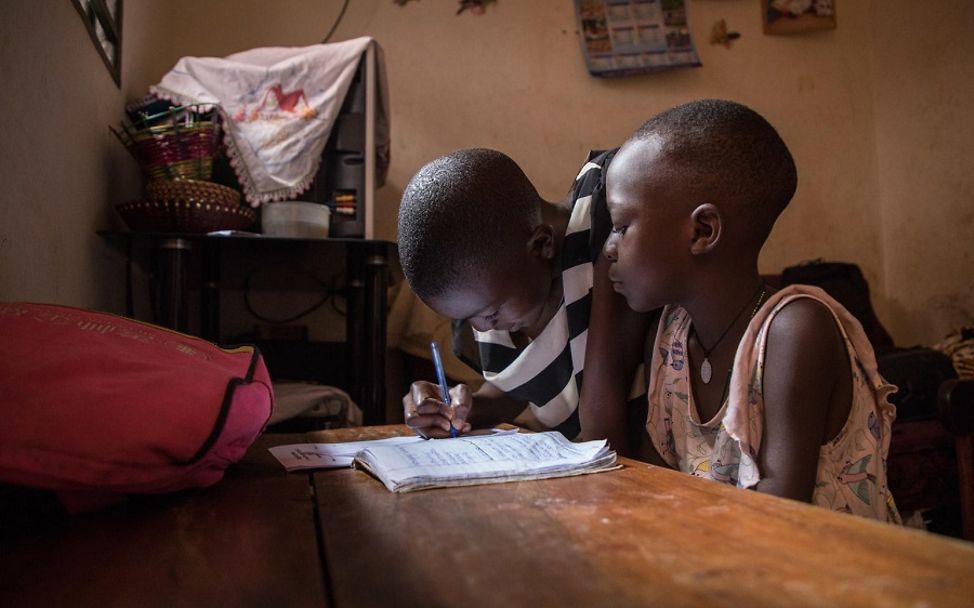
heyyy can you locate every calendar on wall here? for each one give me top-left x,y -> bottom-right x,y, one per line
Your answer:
574,0 -> 701,77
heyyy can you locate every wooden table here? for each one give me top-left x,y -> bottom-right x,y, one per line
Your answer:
3,426 -> 974,607
0,436 -> 326,607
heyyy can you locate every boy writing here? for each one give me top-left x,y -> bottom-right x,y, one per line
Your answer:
601,99 -> 900,521
397,148 -> 648,449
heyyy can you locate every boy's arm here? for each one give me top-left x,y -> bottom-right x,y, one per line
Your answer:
403,379 -> 527,438
466,380 -> 530,428
632,425 -> 671,467
579,254 -> 652,455
632,312 -> 669,467
757,299 -> 848,501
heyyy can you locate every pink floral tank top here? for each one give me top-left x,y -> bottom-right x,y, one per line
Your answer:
646,285 -> 901,523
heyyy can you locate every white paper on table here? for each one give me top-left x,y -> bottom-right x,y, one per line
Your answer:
268,428 -> 519,472
269,436 -> 423,471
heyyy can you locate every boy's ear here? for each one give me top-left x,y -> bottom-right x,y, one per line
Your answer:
689,203 -> 721,255
527,224 -> 556,259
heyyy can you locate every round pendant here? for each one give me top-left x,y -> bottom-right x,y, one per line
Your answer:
701,358 -> 713,384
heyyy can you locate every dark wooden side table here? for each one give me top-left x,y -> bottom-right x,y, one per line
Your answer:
99,231 -> 394,425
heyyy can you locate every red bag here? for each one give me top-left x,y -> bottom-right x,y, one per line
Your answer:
0,302 -> 274,512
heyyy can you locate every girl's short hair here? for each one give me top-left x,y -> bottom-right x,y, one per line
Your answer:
631,99 -> 798,242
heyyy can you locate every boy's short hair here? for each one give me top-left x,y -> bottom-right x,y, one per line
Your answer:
397,148 -> 542,300
631,99 -> 797,242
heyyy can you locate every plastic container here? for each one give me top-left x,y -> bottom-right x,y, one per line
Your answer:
261,201 -> 331,238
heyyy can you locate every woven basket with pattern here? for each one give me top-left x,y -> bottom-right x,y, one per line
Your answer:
113,105 -> 221,182
117,180 -> 254,233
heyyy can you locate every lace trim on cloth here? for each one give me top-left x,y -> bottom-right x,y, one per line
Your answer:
151,37 -> 379,207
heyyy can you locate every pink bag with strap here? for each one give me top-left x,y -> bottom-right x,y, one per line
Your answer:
0,302 -> 274,512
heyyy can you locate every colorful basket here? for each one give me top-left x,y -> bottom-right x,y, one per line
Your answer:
112,105 -> 222,182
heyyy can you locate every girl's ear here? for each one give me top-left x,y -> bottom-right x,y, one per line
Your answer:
527,224 -> 556,259
689,203 -> 721,255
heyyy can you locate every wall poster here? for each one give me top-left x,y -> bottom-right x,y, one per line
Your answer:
574,0 -> 701,77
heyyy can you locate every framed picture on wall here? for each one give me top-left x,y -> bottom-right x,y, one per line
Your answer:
762,0 -> 836,35
71,0 -> 123,85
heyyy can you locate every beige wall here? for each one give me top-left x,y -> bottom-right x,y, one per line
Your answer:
869,2 -> 974,345
1,0 -> 971,346
1,1 -> 122,308
0,0 -> 168,309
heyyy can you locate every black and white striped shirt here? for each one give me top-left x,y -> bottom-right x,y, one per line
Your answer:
453,150 -> 621,438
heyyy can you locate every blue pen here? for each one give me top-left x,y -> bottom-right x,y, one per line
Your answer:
430,341 -> 458,438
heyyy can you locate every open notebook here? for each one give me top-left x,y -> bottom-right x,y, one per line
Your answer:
353,431 -> 619,493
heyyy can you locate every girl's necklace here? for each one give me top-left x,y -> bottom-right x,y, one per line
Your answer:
694,284 -> 767,384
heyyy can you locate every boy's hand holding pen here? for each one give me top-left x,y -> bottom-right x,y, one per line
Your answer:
401,342 -> 472,439
430,341 -> 458,437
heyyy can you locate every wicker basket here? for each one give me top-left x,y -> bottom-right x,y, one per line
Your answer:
144,179 -> 241,206
117,179 -> 254,233
113,106 -> 221,182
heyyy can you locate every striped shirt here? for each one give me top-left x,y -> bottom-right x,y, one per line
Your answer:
452,150 -> 620,438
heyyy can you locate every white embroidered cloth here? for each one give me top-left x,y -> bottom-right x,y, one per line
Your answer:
151,37 -> 388,206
